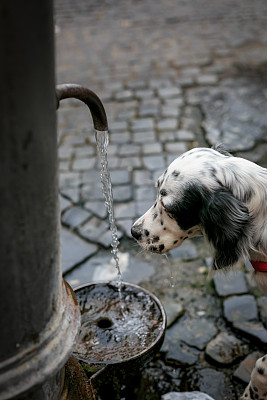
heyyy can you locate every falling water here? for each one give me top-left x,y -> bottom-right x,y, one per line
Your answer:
95,130 -> 122,294
162,253 -> 176,288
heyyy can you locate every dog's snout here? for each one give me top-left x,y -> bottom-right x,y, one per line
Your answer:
131,224 -> 143,241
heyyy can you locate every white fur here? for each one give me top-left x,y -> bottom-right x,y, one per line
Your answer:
132,146 -> 267,267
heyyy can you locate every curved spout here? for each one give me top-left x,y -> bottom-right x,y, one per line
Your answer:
56,84 -> 108,131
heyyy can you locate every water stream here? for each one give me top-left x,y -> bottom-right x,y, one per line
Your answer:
95,130 -> 122,294
73,130 -> 166,365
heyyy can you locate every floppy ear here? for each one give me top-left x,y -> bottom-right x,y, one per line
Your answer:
199,188 -> 251,270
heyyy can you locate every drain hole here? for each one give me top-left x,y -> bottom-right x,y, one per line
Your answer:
97,317 -> 113,329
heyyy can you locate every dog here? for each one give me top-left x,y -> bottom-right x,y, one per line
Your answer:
131,145 -> 267,399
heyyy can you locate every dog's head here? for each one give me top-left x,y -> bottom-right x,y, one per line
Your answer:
131,146 -> 252,270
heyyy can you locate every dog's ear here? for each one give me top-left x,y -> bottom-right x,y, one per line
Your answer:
199,188 -> 251,270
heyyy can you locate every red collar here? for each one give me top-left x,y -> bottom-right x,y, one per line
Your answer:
250,260 -> 267,272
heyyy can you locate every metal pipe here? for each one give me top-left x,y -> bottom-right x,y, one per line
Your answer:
56,84 -> 108,131
0,1 -> 80,399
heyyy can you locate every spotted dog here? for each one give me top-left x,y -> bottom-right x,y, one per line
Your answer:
131,145 -> 267,399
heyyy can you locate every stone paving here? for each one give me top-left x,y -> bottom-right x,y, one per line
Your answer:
55,1 -> 267,399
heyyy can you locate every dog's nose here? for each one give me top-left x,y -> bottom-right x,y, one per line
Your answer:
131,225 -> 142,241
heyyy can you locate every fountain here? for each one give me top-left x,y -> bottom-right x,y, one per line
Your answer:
0,0 -> 165,397
56,84 -> 167,399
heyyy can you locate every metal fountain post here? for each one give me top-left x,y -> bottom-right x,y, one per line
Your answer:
0,1 -> 82,399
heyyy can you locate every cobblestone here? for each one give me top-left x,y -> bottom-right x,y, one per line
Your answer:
157,87 -> 182,99
55,0 -> 267,398
132,130 -> 156,143
61,206 -> 91,228
131,118 -> 155,131
165,142 -> 187,154
72,157 -> 95,171
157,118 -> 178,131
223,295 -> 258,323
142,142 -> 163,154
143,155 -> 166,170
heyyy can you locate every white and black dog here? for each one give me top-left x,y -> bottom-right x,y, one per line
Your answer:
131,145 -> 267,399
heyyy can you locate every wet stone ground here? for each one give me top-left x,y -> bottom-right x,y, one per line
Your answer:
55,0 -> 267,398
62,236 -> 267,399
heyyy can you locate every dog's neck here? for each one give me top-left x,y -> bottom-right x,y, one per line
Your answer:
249,250 -> 267,263
249,250 -> 267,296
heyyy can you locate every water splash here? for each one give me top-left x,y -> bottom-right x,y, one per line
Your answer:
95,130 -> 122,294
74,283 -> 164,363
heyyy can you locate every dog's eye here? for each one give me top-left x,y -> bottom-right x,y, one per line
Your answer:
160,189 -> 167,197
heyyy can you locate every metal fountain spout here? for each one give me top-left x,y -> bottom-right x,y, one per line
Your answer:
56,84 -> 108,132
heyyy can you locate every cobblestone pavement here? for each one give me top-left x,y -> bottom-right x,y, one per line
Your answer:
55,1 -> 267,399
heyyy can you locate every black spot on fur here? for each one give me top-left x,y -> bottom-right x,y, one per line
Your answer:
188,230 -> 193,234
164,181 -> 207,230
160,189 -> 167,196
216,178 -> 223,187
152,236 -> 159,243
242,188 -> 255,203
160,220 -> 164,225
159,244 -> 165,252
210,166 -> 218,178
164,181 -> 251,269
262,356 -> 266,362
173,240 -> 178,244
144,229 -> 150,236
153,202 -> 157,208
254,386 -> 259,392
157,179 -> 163,188
163,227 -> 166,230
150,246 -> 158,252
153,213 -> 158,220
200,188 -> 251,269
250,386 -> 256,399
258,367 -> 264,375
172,170 -> 180,178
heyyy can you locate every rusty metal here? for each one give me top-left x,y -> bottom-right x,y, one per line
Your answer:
0,280 -> 80,399
60,356 -> 97,400
56,84 -> 108,132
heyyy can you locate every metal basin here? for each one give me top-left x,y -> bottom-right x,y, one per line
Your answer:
73,281 -> 166,398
